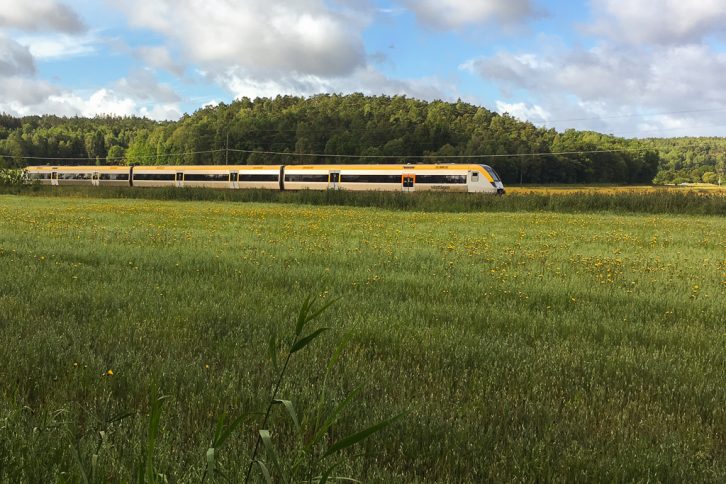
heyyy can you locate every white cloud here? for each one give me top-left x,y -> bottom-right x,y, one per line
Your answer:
112,0 -> 368,77
496,101 -> 550,124
77,89 -> 137,117
139,103 -> 182,121
0,73 -> 182,120
56,88 -> 182,120
401,0 -> 539,29
218,65 -> 456,102
464,43 -> 726,136
588,0 -> 726,44
0,0 -> 85,33
16,32 -> 99,59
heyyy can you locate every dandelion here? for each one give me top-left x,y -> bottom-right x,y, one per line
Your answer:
105,369 -> 113,376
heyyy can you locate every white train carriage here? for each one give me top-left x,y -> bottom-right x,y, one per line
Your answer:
238,166 -> 283,190
25,165 -> 132,187
283,164 -> 504,194
24,163 -> 505,194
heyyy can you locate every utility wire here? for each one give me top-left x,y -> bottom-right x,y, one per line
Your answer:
0,149 -> 225,162
1,146 -> 660,163
226,147 -> 653,159
6,132 -> 726,163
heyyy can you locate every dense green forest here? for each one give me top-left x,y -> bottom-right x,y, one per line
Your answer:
0,94 -> 723,184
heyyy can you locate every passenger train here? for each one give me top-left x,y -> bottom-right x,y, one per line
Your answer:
25,163 -> 505,194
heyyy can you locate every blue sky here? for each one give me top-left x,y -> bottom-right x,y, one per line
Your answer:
2,0 -> 726,137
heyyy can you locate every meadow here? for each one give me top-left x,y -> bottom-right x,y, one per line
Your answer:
2,183 -> 726,216
1,193 -> 725,482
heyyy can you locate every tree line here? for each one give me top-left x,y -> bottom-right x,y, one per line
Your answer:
1,94 -> 721,185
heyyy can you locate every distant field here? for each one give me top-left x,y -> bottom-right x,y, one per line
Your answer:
508,183 -> 726,194
1,195 -> 725,482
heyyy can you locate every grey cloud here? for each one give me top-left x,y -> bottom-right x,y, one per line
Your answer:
136,46 -> 185,77
464,44 -> 726,107
401,0 -> 539,30
0,35 -> 35,76
0,0 -> 86,33
464,43 -> 726,136
587,0 -> 726,45
115,69 -> 181,103
0,76 -> 58,108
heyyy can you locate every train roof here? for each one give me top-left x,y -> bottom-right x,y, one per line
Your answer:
26,165 -> 130,171
25,163 -> 490,171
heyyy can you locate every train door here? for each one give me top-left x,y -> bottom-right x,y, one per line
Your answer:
51,171 -> 58,186
230,172 -> 239,189
328,171 -> 341,190
176,172 -> 184,187
402,174 -> 415,192
92,172 -> 100,187
468,170 -> 480,193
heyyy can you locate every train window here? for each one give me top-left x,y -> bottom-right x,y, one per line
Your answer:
285,174 -> 328,182
481,165 -> 501,182
343,174 -> 400,183
416,175 -> 467,184
471,172 -> 479,181
133,173 -> 176,181
99,173 -> 130,181
231,172 -> 239,182
28,173 -> 51,180
58,172 -> 92,180
239,174 -> 278,182
184,174 -> 230,182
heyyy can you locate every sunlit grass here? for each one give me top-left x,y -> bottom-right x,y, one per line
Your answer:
1,195 -> 725,481
508,184 -> 726,195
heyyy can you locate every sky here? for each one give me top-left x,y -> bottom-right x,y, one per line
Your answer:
1,0 -> 726,138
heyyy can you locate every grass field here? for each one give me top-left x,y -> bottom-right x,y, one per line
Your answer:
1,193 -> 725,482
507,183 -> 726,194
3,184 -> 726,216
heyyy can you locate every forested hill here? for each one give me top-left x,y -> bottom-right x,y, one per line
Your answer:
0,94 -> 723,184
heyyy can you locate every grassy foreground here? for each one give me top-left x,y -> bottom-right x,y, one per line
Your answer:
1,195 -> 725,482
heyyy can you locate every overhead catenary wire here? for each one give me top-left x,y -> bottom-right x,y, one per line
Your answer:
226,147 -> 654,159
0,146 -> 660,163
4,130 -> 723,164
0,149 -> 226,162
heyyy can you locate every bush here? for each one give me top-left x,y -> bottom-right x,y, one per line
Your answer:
702,172 -> 719,184
0,168 -> 25,186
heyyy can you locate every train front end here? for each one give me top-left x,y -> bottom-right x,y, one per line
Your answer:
479,164 -> 505,195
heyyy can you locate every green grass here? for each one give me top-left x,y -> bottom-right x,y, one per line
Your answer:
2,183 -> 726,215
1,194 -> 725,482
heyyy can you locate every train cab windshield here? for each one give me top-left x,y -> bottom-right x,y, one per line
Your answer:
481,165 -> 502,183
